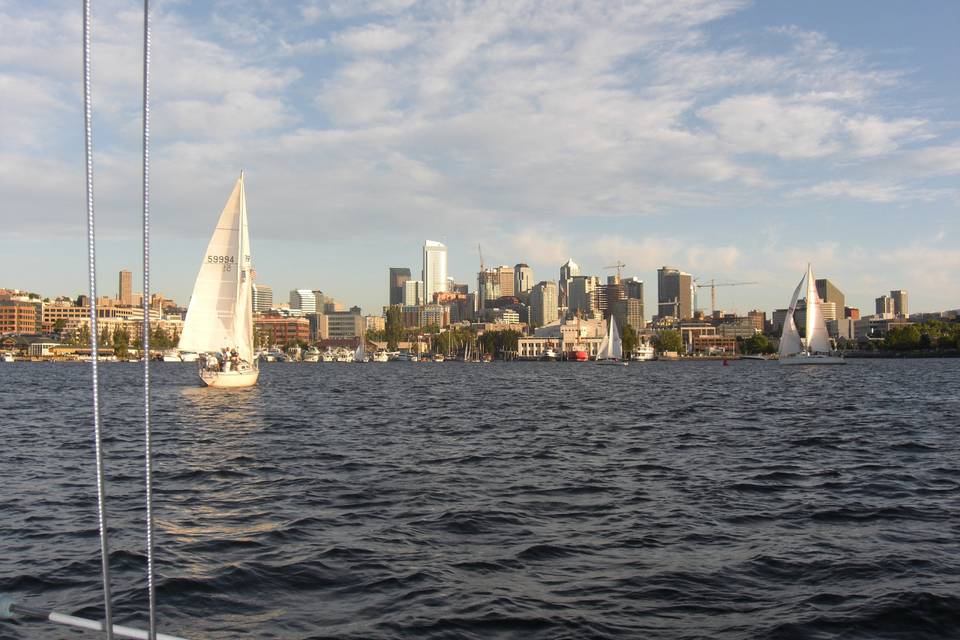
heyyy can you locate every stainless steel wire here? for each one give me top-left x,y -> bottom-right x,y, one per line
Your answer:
141,1 -> 157,638
82,0 -> 114,636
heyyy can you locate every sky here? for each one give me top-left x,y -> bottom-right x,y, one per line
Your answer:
2,0 -> 959,317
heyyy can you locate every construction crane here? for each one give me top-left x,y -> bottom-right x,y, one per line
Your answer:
478,243 -> 484,271
694,279 -> 758,316
604,261 -> 626,282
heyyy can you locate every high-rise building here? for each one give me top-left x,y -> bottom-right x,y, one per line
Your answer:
890,290 -> 908,317
514,264 -> 534,295
747,310 -> 766,333
815,279 -> 845,317
403,280 -> 423,306
623,277 -> 645,320
252,284 -> 273,313
488,265 -> 514,298
290,289 -> 317,314
529,281 -> 558,327
478,269 -> 499,310
875,295 -> 894,316
568,275 -> 599,317
612,298 -> 645,331
596,281 -> 626,319
657,266 -> 693,320
389,268 -> 411,306
118,270 -> 133,306
422,240 -> 448,304
558,258 -> 580,308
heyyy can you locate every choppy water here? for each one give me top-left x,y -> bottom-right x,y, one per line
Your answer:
1,359 -> 958,639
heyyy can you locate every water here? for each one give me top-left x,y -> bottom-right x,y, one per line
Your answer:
1,360 -> 958,639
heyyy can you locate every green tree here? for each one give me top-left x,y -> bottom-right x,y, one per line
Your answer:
886,325 -> 920,351
52,318 -> 67,335
654,329 -> 682,354
112,326 -> 130,359
621,324 -> 638,357
385,306 -> 403,349
741,333 -> 774,354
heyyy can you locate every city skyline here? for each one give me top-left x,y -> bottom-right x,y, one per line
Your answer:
2,2 -> 959,315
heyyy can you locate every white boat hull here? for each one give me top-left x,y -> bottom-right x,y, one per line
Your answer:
200,367 -> 260,387
779,354 -> 846,366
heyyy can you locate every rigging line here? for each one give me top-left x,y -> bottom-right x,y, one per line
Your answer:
141,0 -> 157,638
83,0 -> 115,637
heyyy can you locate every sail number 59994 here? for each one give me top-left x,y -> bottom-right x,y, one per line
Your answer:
207,255 -> 235,271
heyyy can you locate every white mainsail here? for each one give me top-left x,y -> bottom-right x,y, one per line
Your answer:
597,315 -> 623,361
179,174 -> 254,363
779,275 -> 805,359
804,264 -> 831,354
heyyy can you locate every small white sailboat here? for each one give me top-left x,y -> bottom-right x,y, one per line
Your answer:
596,315 -> 627,366
178,172 -> 260,387
779,264 -> 846,366
353,339 -> 366,363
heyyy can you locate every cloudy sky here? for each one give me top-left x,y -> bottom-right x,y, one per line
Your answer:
2,0 -> 958,316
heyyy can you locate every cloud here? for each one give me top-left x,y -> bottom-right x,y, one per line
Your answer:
334,24 -> 414,53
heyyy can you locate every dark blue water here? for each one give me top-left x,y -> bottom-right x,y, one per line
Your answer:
1,360 -> 958,639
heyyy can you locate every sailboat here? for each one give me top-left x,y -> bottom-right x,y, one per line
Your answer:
779,264 -> 846,365
596,314 -> 627,366
353,337 -> 367,363
178,172 -> 260,387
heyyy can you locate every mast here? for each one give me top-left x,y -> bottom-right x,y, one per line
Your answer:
804,263 -> 816,352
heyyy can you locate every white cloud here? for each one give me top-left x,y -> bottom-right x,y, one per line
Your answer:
334,24 -> 414,53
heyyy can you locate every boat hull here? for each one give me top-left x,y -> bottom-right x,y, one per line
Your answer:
779,355 -> 846,366
200,369 -> 260,387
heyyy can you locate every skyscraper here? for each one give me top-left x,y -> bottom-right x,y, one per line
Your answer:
289,289 -> 317,314
514,263 -> 534,295
558,258 -> 580,308
890,290 -> 908,317
118,269 -> 132,306
567,275 -> 598,317
252,284 -> 273,313
389,268 -> 411,306
422,241 -> 448,304
529,281 -> 558,327
815,278 -> 845,317
495,265 -> 515,298
403,280 -> 424,306
657,266 -> 693,320
478,269 -> 499,310
875,295 -> 895,316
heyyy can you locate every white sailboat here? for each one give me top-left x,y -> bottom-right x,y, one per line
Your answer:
779,264 -> 846,366
596,314 -> 627,366
353,338 -> 366,363
179,172 -> 260,387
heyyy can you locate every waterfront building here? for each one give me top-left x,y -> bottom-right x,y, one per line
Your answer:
252,284 -> 273,314
0,299 -> 42,334
567,275 -> 599,318
389,268 -> 411,306
827,318 -> 855,339
529,281 -> 558,327
890,290 -> 908,317
679,322 -> 716,354
403,280 -> 423,307
423,240 -> 448,304
691,334 -> 737,355
717,317 -> 759,339
514,264 -> 533,295
118,269 -> 133,306
876,295 -> 895,317
318,310 -> 364,340
254,314 -> 311,346
815,278 -> 844,318
558,258 -> 580,308
365,315 -> 386,332
657,266 -> 693,320
290,289 -> 317,314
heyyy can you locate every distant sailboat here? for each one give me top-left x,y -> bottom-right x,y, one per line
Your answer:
353,338 -> 366,363
779,264 -> 845,366
596,315 -> 627,366
179,172 -> 260,387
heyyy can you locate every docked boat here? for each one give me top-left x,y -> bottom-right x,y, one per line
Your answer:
596,315 -> 627,366
632,343 -> 655,361
302,346 -> 321,362
779,264 -> 846,366
541,347 -> 558,361
321,349 -> 335,362
372,350 -> 389,363
433,353 -> 445,362
178,172 -> 260,387
179,351 -> 199,363
569,346 -> 589,361
1,352 -> 15,363
161,349 -> 181,362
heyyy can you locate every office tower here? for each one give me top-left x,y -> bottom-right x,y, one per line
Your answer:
495,265 -> 515,298
747,310 -> 766,332
657,266 -> 693,320
252,284 -> 273,313
623,277 -> 645,319
876,295 -> 895,316
529,281 -> 558,327
568,275 -> 598,317
478,269 -> 499,310
612,298 -> 645,331
558,258 -> 580,308
118,270 -> 133,306
890,290 -> 908,317
403,280 -> 423,306
514,264 -> 534,295
389,268 -> 411,306
290,289 -> 317,314
422,240 -> 448,304
815,278 -> 845,317
596,281 -> 626,318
